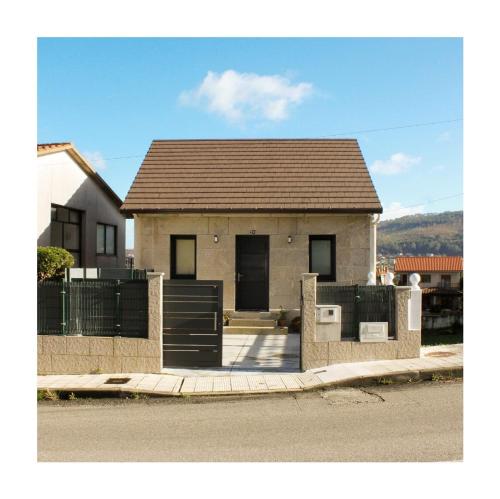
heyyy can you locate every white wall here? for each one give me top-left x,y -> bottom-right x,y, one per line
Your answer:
37,150 -> 125,267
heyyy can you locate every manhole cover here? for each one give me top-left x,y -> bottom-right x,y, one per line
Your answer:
104,377 -> 131,385
425,351 -> 455,358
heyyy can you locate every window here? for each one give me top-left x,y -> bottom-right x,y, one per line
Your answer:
309,235 -> 336,282
50,204 -> 82,267
440,274 -> 451,288
421,274 -> 431,284
97,223 -> 117,255
399,274 -> 408,285
171,235 -> 196,279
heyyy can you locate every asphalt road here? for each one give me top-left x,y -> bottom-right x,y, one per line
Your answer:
38,380 -> 462,462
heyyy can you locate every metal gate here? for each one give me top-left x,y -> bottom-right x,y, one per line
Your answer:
163,280 -> 223,367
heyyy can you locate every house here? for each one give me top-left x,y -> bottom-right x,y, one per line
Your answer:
121,139 -> 383,315
394,255 -> 463,314
37,142 -> 126,267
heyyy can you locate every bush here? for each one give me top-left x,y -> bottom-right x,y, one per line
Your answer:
37,246 -> 74,281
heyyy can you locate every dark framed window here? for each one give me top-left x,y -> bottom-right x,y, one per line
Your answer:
97,223 -> 117,256
171,235 -> 196,279
421,274 -> 431,283
50,204 -> 82,267
309,235 -> 336,282
440,274 -> 451,288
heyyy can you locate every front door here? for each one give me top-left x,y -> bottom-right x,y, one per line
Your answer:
235,235 -> 269,311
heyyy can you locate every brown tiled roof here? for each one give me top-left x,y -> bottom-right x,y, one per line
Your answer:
121,139 -> 382,214
394,256 -> 463,273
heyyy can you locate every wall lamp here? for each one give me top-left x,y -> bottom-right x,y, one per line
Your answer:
287,235 -> 293,244
213,235 -> 219,244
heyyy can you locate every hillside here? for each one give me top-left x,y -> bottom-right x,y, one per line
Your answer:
378,211 -> 463,256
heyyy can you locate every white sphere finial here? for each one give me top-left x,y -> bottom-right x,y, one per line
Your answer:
386,272 -> 395,286
367,271 -> 376,286
410,273 -> 421,290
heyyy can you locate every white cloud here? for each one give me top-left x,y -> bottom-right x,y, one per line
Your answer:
370,152 -> 421,175
381,201 -> 425,221
436,130 -> 452,142
83,151 -> 107,171
179,69 -> 313,123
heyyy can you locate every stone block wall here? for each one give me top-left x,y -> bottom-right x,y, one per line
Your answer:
134,213 -> 371,311
37,273 -> 163,375
301,274 -> 421,370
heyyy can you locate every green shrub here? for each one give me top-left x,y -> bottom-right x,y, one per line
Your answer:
37,246 -> 74,281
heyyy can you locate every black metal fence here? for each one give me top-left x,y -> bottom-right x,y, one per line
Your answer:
316,284 -> 396,340
37,280 -> 148,337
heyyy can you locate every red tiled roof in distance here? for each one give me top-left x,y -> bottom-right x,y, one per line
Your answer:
121,139 -> 383,214
394,256 -> 463,273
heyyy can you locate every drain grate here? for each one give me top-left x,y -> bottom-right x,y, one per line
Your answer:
425,351 -> 455,358
104,377 -> 131,385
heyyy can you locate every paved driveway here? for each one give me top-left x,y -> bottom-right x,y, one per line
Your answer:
162,333 -> 300,377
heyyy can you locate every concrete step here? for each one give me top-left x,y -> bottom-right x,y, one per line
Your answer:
223,326 -> 288,335
229,311 -> 280,319
228,318 -> 277,327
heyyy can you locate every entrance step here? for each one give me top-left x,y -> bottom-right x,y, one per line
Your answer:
228,318 -> 277,327
223,326 -> 288,335
228,311 -> 280,320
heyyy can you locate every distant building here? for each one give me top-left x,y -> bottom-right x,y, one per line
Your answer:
394,256 -> 463,327
394,256 -> 462,289
37,143 -> 125,267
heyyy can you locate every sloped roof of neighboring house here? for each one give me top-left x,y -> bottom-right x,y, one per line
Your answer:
37,142 -> 123,208
394,256 -> 463,273
121,139 -> 382,215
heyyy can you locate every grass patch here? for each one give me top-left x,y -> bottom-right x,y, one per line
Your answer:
377,378 -> 394,385
38,389 -> 59,401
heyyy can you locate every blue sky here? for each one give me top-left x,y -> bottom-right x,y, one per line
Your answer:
37,38 -> 463,248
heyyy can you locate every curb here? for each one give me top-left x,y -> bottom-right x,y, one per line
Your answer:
37,366 -> 463,399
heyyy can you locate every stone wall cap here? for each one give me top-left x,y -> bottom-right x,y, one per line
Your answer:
302,273 -> 319,278
147,272 -> 165,278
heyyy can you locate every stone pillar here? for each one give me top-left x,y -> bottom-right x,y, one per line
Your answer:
395,286 -> 421,359
147,272 -> 164,368
300,273 -> 328,370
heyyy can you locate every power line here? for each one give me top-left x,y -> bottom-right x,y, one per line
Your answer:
319,118 -> 462,138
382,193 -> 463,215
39,117 -> 463,164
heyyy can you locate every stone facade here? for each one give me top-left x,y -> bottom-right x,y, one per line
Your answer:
301,274 -> 421,370
37,273 -> 163,375
134,213 -> 371,311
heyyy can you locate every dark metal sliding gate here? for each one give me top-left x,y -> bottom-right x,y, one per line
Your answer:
163,280 -> 223,367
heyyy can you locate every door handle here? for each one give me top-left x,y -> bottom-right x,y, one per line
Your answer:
237,272 -> 244,282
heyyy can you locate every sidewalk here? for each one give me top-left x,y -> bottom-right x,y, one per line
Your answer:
37,344 -> 463,397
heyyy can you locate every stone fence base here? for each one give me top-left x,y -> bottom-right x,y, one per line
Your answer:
37,273 -> 164,375
301,273 -> 421,371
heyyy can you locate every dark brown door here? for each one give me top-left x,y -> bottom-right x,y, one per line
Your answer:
235,235 -> 269,311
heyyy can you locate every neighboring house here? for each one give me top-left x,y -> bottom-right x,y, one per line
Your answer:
121,139 -> 383,313
394,256 -> 463,288
37,142 -> 126,267
394,256 -> 463,314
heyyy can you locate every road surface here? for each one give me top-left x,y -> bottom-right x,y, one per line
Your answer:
38,380 -> 462,461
